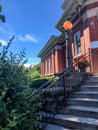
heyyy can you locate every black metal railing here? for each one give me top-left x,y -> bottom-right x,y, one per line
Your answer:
28,65 -> 89,129
28,49 -> 95,129
28,48 -> 95,129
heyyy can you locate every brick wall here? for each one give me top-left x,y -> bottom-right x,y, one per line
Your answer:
88,16 -> 98,42
90,48 -> 98,73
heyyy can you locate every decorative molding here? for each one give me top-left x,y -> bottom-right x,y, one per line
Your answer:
56,0 -> 98,32
55,0 -> 85,31
82,7 -> 98,22
85,0 -> 98,5
72,7 -> 98,28
41,43 -> 66,59
38,35 -> 58,57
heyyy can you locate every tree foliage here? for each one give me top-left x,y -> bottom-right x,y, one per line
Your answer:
32,63 -> 41,74
28,63 -> 41,79
0,37 -> 40,130
0,5 -> 5,22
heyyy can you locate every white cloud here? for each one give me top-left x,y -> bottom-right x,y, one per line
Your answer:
17,34 -> 38,43
25,34 -> 38,43
24,64 -> 34,68
0,40 -> 7,46
0,27 -> 38,44
0,27 -> 13,38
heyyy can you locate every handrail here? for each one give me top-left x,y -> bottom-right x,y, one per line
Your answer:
29,51 -> 91,129
28,67 -> 72,105
28,77 -> 55,99
30,51 -> 90,100
28,67 -> 71,101
29,67 -> 89,130
30,48 -> 96,101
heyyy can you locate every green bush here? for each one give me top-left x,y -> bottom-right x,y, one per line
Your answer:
29,70 -> 41,79
0,37 -> 40,130
30,76 -> 54,89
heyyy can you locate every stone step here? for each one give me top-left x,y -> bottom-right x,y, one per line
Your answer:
59,106 -> 98,119
41,75 -> 98,130
49,114 -> 98,130
73,92 -> 98,99
81,84 -> 98,87
67,98 -> 98,107
91,73 -> 98,76
80,87 -> 98,91
83,80 -> 98,85
45,124 -> 71,130
80,85 -> 98,91
87,76 -> 98,79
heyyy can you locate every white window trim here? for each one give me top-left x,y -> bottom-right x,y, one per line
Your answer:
74,31 -> 81,56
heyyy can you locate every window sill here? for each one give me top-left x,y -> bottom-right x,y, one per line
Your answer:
44,73 -> 53,76
73,53 -> 82,59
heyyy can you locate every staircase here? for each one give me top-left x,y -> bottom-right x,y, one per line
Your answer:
44,74 -> 98,130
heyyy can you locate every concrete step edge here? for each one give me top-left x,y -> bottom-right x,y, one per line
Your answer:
45,124 -> 70,130
75,92 -> 98,94
54,114 -> 98,126
68,98 -> 98,102
61,106 -> 98,114
41,111 -> 98,125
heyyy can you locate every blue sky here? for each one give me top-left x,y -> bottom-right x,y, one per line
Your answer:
0,0 -> 63,66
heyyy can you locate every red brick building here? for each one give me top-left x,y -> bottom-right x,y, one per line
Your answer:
38,0 -> 98,77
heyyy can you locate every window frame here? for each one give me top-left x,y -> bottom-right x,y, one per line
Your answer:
74,31 -> 82,56
44,55 -> 53,76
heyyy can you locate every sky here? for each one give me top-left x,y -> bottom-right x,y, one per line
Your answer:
0,0 -> 63,66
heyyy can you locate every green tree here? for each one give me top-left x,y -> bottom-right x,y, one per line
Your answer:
0,5 -> 5,22
0,37 -> 40,130
28,63 -> 41,79
32,63 -> 41,74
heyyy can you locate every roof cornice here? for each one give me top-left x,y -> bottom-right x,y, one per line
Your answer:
38,35 -> 58,58
55,0 -> 86,32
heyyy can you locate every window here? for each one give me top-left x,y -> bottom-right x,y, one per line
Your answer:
44,56 -> 53,75
74,31 -> 81,55
50,56 -> 52,74
44,60 -> 47,75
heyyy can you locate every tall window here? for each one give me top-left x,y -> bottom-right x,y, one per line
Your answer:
50,56 -> 52,74
74,31 -> 81,55
44,56 -> 53,75
44,60 -> 47,75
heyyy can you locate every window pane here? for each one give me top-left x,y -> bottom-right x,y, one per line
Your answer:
74,31 -> 81,55
50,56 -> 52,73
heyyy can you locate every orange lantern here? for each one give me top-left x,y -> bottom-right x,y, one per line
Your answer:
63,21 -> 73,30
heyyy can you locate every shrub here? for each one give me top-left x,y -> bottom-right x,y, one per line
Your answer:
30,76 -> 55,89
29,70 -> 41,79
0,37 -> 40,130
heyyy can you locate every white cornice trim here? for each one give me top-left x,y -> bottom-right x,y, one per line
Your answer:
38,36 -> 58,57
56,0 -> 98,31
85,0 -> 98,5
82,7 -> 98,22
72,6 -> 98,28
41,43 -> 66,59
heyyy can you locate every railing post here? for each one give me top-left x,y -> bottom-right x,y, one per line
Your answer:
63,74 -> 66,104
88,48 -> 92,73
